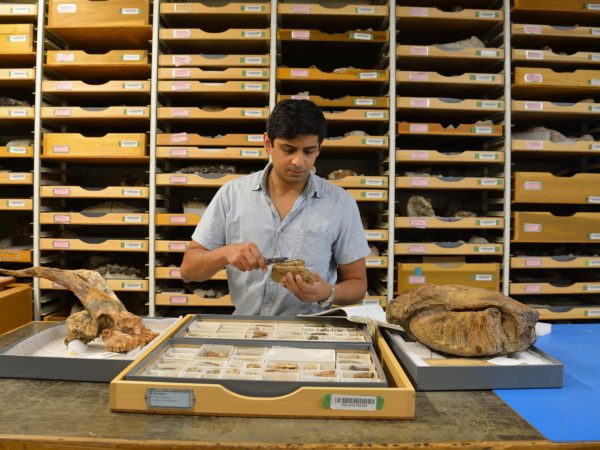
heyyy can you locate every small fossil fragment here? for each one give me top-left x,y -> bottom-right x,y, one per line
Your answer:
271,259 -> 314,284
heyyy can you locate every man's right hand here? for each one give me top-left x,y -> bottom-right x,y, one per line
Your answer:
226,242 -> 268,273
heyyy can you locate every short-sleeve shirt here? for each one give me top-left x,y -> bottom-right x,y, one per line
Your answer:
191,162 -> 371,315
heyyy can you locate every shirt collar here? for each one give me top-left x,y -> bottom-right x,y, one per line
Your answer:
253,162 -> 322,198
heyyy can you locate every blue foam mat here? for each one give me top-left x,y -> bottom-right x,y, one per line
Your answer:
495,323 -> 600,443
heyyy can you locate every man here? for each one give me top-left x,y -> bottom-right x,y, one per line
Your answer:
180,99 -> 370,315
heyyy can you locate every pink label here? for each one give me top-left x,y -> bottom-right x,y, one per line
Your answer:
525,258 -> 542,267
170,215 -> 187,223
291,69 -> 309,77
291,4 -> 310,12
524,25 -> 542,34
524,181 -> 542,190
409,124 -> 429,133
525,284 -> 541,293
169,175 -> 188,184
169,148 -> 188,157
53,108 -> 72,116
173,29 -> 191,38
170,132 -> 188,143
53,187 -> 70,196
410,151 -> 429,160
409,72 -> 428,81
525,50 -> 544,60
172,69 -> 191,78
410,98 -> 429,108
411,177 -> 430,187
169,269 -> 181,278
170,295 -> 188,304
410,7 -> 428,16
525,101 -> 543,110
53,214 -> 70,223
173,55 -> 191,66
408,275 -> 426,284
52,145 -> 69,153
410,46 -> 429,55
291,30 -> 310,40
524,223 -> 542,232
408,245 -> 426,253
409,219 -> 428,228
171,81 -> 190,91
524,73 -> 543,83
55,82 -> 73,90
171,109 -> 190,117
52,240 -> 70,249
525,140 -> 544,150
169,243 -> 186,251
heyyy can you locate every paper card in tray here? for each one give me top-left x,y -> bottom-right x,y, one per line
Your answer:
298,304 -> 405,334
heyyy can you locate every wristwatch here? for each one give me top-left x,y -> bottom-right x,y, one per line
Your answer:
317,284 -> 335,308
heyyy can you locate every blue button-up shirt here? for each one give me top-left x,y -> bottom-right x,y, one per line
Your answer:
191,163 -> 370,315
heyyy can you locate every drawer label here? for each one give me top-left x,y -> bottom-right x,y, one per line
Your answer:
326,394 -> 381,411
121,242 -> 143,249
125,108 -> 145,116
585,3 -> 600,10
524,181 -> 542,190
410,98 -> 429,108
292,4 -> 310,12
358,72 -> 379,79
243,5 -> 263,12
240,149 -> 261,157
170,296 -> 189,305
53,108 -> 72,116
242,31 -> 264,38
473,274 -> 493,281
585,285 -> 600,292
585,310 -> 600,316
123,82 -> 143,90
479,178 -> 500,186
471,74 -> 495,81
408,245 -> 425,254
9,173 -> 26,180
586,260 -> 600,267
475,246 -> 498,253
243,109 -> 264,117
473,126 -> 493,134
525,140 -> 544,150
524,73 -> 543,83
170,132 -> 188,143
122,53 -> 141,61
524,25 -> 542,34
351,32 -> 372,40
410,7 -> 429,16
11,6 -> 31,13
290,69 -> 309,77
9,34 -> 26,42
591,144 -> 600,150
242,83 -> 265,91
123,189 -> 143,196
525,284 -> 541,293
173,55 -> 191,66
170,148 -> 188,157
119,140 -> 139,147
122,282 -> 144,289
525,50 -> 544,60
365,111 -> 385,119
366,258 -> 382,266
170,269 -> 181,278
477,50 -> 500,57
174,4 -> 192,12
524,258 -> 542,267
247,135 -> 263,142
53,187 -> 70,196
409,72 -> 428,81
410,46 -> 429,56
169,175 -> 188,184
356,6 -> 375,13
410,151 -> 429,160
171,108 -> 190,117
590,79 -> 600,86
173,29 -> 191,39
123,215 -> 143,223
9,109 -> 27,117
57,4 -> 76,13
53,214 -> 70,223
362,191 -> 384,199
56,52 -> 74,62
52,240 -> 70,249
170,216 -> 187,224
365,231 -> 384,239
169,242 -> 187,251
588,196 -> 600,204
476,11 -> 498,18
362,178 -> 384,186
589,233 -> 600,240
120,8 -> 140,14
7,200 -> 25,207
477,219 -> 499,226
171,81 -> 190,91
525,101 -> 543,111
410,177 -> 430,187
243,70 -> 266,77
364,138 -> 384,145
8,147 -> 27,154
524,223 -> 542,232
147,389 -> 194,409
9,70 -> 28,78
478,101 -> 501,109
55,81 -> 73,90
242,56 -> 265,64
354,98 -> 375,106
409,219 -> 428,229
475,152 -> 498,160
409,124 -> 428,133
408,275 -> 426,284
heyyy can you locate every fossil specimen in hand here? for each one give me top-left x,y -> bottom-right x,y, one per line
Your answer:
386,284 -> 538,357
271,259 -> 314,284
0,266 -> 158,353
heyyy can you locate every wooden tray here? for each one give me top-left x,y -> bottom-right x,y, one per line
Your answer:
158,67 -> 268,80
156,146 -> 267,160
156,173 -> 242,187
0,68 -> 34,88
0,23 -> 33,53
0,145 -> 33,158
321,135 -> 388,151
155,267 -> 227,281
155,240 -> 188,253
328,176 -> 388,189
537,306 -> 600,321
511,256 -> 600,269
47,0 -> 149,27
323,109 -> 388,123
511,49 -> 600,67
157,133 -> 264,146
347,189 -> 388,203
155,213 -> 200,227
40,238 -> 149,252
278,29 -> 388,43
395,216 -> 503,229
0,3 -> 37,22
0,248 -> 32,263
510,282 -> 600,295
277,67 -> 388,83
513,212 -> 600,243
45,50 -> 150,79
512,138 -> 600,155
40,278 -> 148,292
40,186 -> 149,198
158,107 -> 269,121
395,242 -> 502,256
42,133 -> 147,158
513,172 -> 600,204
0,198 -> 32,210
397,262 -> 500,293
365,256 -> 388,269
155,293 -> 233,307
395,149 -> 503,163
397,122 -> 503,136
277,94 -> 389,109
395,176 -> 504,190
39,212 -> 149,225
159,54 -> 269,68
0,172 -> 32,185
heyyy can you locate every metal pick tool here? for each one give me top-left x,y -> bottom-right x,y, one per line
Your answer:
265,257 -> 289,265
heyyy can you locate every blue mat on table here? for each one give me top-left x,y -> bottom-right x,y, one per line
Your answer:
495,323 -> 600,442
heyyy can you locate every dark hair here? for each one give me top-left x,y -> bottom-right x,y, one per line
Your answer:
266,99 -> 327,144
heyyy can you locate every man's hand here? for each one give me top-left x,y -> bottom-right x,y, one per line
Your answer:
226,242 -> 268,273
281,271 -> 330,303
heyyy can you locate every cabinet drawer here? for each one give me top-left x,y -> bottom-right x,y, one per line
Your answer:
514,212 -> 600,243
47,0 -> 150,27
514,172 -> 600,204
397,262 -> 500,292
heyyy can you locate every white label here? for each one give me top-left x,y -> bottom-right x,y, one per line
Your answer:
524,181 -> 542,190
122,54 -> 141,61
525,50 -> 544,60
9,173 -> 26,181
585,3 -> 600,10
351,32 -> 372,40
474,126 -> 493,134
11,6 -> 31,13
592,29 -> 600,36
524,25 -> 542,34
173,55 -> 191,66
525,101 -> 543,111
8,147 -> 26,154
588,196 -> 600,204
52,240 -> 70,249
242,83 -> 264,91
7,200 -> 25,207
356,6 -> 375,14
364,178 -> 384,186
524,73 -> 543,83
476,11 -> 497,18
587,260 -> 600,267
363,191 -> 384,199
478,50 -> 499,57
410,46 -> 429,56
123,189 -> 142,196
243,70 -> 265,77
524,258 -> 542,267
241,149 -> 260,157
291,30 -> 310,40
590,55 -> 600,61
591,144 -> 600,150
242,57 -> 264,64
585,285 -> 600,291
366,258 -> 382,266
411,177 -> 430,187
9,109 -> 27,117
174,4 -> 192,12
410,7 -> 429,16
526,140 -> 544,150
125,108 -> 145,116
364,138 -> 384,145
173,29 -> 191,39
354,98 -> 375,106
477,219 -> 499,226
247,135 -> 263,142
170,216 -> 187,224
479,101 -> 501,109
243,109 -> 263,117
365,111 -> 385,119
53,214 -> 70,223
358,72 -> 378,79
474,74 -> 494,81
476,246 -> 497,253
410,151 -> 429,160
243,5 -> 263,12
410,98 -> 429,108
123,242 -> 143,249
410,124 -> 428,133
123,216 -> 143,223
57,3 -> 76,13
170,295 -> 188,304
408,275 -> 426,284
55,52 -> 74,62
9,70 -> 28,78
169,243 -> 186,251
124,82 -> 144,90
474,274 -> 493,281
365,231 -> 384,239
409,72 -> 428,81
171,108 -> 190,117
476,152 -> 498,160
122,282 -> 143,289
524,223 -> 542,232
586,310 -> 600,317
120,8 -> 140,14
119,140 -> 139,148
243,31 -> 263,38
407,245 -> 425,254
291,4 -> 310,12
329,395 -> 377,411
525,284 -> 541,293
590,106 -> 600,112
409,219 -> 428,229
590,233 -> 600,240
171,81 -> 190,91
55,81 -> 73,90
53,108 -> 71,117
590,79 -> 600,86
480,178 -> 500,186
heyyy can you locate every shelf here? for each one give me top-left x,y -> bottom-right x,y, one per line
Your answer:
156,146 -> 267,160
40,186 -> 149,199
40,278 -> 148,292
396,97 -> 504,120
512,0 -> 600,26
510,282 -> 600,295
278,3 -> 388,30
395,216 -> 504,229
157,107 -> 269,122
156,133 -> 264,147
157,80 -> 269,103
328,176 -> 388,189
511,49 -> 600,68
278,29 -> 388,43
397,262 -> 500,293
395,242 -> 503,256
396,176 -> 504,190
396,71 -> 503,97
511,256 -> 600,269
396,7 -> 502,36
513,212 -> 600,243
323,109 -> 388,123
40,238 -> 149,252
42,133 -> 147,158
42,80 -> 150,104
513,67 -> 600,101
0,248 -> 32,263
0,107 -> 33,123
39,212 -> 149,225
160,2 -> 269,28
511,139 -> 600,156
511,24 -> 600,49
0,68 -> 34,88
41,106 -> 149,128
45,50 -> 150,80
395,149 -> 504,164
158,67 -> 269,80
277,94 -> 389,109
0,145 -> 33,158
321,135 -> 388,151
155,293 -> 233,307
158,54 -> 269,68
512,100 -> 600,121
513,172 -> 600,204
277,67 -> 389,84
155,213 -> 199,227
0,3 -> 37,23
159,28 -> 269,53
537,306 -> 600,321
396,45 -> 503,71
0,172 -> 32,185
156,173 -> 242,188
397,122 -> 503,137
0,198 -> 32,210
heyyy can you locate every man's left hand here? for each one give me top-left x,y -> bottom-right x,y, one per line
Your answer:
281,271 -> 330,303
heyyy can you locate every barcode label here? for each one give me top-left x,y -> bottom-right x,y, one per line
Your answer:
354,98 -> 374,106
122,282 -> 144,289
474,274 -> 493,281
363,178 -> 384,186
9,70 -> 28,78
365,111 -> 385,119
477,219 -> 499,226
525,258 -> 542,267
123,189 -> 142,196
57,4 -> 76,13
243,5 -> 263,12
170,296 -> 188,304
119,140 -> 139,147
122,242 -> 143,249
476,246 -> 497,253
328,394 -> 378,411
9,173 -> 26,180
243,109 -> 263,117
125,108 -> 145,116
524,223 -> 542,232
8,147 -> 26,154
351,32 -> 372,40
476,152 -> 498,160
123,82 -> 143,90
121,8 -> 140,14
362,191 -> 384,199
242,83 -> 264,91
123,216 -> 143,223
241,149 -> 260,157
242,57 -> 264,64
359,72 -> 378,79
7,200 -> 25,207
122,54 -> 141,61
366,258 -> 382,266
365,231 -> 384,239
243,31 -> 264,38
9,109 -> 27,117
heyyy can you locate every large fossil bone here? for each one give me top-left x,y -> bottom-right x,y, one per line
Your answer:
0,266 -> 158,352
386,284 -> 539,357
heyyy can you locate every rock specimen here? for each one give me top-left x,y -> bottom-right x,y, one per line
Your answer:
271,259 -> 314,284
386,284 -> 538,357
0,266 -> 158,352
407,195 -> 435,217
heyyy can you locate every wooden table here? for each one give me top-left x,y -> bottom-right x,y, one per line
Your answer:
0,322 -> 596,450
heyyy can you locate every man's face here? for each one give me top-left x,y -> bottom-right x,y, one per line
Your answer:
264,133 -> 320,186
